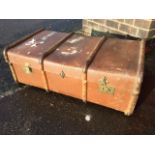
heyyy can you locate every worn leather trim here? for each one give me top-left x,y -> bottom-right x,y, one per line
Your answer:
82,37 -> 107,102
124,40 -> 145,116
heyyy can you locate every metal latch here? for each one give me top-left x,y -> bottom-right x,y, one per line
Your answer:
99,76 -> 115,95
59,70 -> 65,78
23,63 -> 32,74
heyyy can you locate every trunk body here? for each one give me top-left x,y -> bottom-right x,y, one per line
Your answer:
4,29 -> 145,115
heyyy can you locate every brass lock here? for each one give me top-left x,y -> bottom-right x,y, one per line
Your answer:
59,70 -> 65,78
99,76 -> 115,95
23,63 -> 32,74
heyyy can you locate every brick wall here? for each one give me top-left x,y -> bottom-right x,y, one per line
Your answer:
82,19 -> 155,39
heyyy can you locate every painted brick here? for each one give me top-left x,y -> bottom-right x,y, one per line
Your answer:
82,19 -> 155,39
125,19 -> 134,25
148,29 -> 155,38
150,21 -> 155,29
97,24 -> 108,32
108,29 -> 124,35
134,19 -> 151,29
119,24 -> 137,35
106,20 -> 119,29
88,20 -> 99,28
82,20 -> 88,27
92,19 -> 106,25
137,29 -> 149,38
116,19 -> 125,22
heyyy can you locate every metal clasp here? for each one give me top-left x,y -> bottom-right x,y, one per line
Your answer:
99,76 -> 115,95
59,70 -> 65,78
23,63 -> 32,74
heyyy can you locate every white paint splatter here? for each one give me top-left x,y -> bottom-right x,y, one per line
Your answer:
25,38 -> 37,47
116,67 -> 122,71
24,32 -> 56,48
67,36 -> 84,44
49,103 -> 54,107
70,47 -> 76,49
0,86 -> 28,99
85,114 -> 91,122
39,41 -> 45,44
41,32 -> 56,41
61,50 -> 78,55
25,38 -> 44,48
31,43 -> 37,47
27,51 -> 31,55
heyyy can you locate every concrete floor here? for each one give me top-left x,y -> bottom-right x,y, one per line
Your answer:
0,19 -> 155,134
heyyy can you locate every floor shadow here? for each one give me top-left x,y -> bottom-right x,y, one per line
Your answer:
136,43 -> 155,108
136,71 -> 155,108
